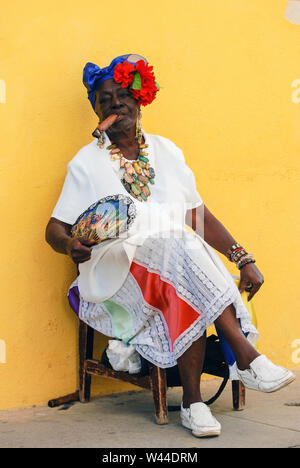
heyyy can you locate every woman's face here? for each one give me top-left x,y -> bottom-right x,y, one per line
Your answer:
96,79 -> 139,134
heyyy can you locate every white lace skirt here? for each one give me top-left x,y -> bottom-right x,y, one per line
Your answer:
69,230 -> 258,379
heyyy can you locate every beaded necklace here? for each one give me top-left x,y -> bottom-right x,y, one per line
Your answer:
106,140 -> 156,202
93,111 -> 155,202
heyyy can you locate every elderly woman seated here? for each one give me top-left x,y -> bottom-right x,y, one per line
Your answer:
46,54 -> 295,438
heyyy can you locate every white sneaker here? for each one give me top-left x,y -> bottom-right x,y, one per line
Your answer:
180,402 -> 221,438
237,355 -> 296,393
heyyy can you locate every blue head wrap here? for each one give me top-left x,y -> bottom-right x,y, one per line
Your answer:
83,54 -> 147,112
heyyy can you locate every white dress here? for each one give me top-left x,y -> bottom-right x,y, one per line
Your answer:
52,131 -> 259,378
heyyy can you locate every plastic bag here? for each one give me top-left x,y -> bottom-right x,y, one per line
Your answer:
106,340 -> 142,374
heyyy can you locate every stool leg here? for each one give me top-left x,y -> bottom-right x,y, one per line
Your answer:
149,365 -> 168,424
232,380 -> 246,411
79,320 -> 94,403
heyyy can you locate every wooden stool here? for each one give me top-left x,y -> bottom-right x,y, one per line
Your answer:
48,319 -> 246,423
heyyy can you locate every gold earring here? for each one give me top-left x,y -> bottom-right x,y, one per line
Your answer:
136,107 -> 143,145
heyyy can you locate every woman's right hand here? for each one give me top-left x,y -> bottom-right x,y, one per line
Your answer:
66,237 -> 98,264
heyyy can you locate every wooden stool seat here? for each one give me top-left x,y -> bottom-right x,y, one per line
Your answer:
48,319 -> 246,423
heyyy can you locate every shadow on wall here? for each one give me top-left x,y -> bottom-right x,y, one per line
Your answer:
285,0 -> 300,24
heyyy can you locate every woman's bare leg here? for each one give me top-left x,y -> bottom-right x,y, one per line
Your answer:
214,303 -> 259,370
177,303 -> 259,408
177,332 -> 206,408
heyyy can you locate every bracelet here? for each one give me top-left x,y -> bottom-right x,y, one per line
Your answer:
238,259 -> 256,270
231,249 -> 247,262
226,243 -> 248,262
226,243 -> 242,261
226,243 -> 257,270
237,254 -> 256,270
236,253 -> 253,265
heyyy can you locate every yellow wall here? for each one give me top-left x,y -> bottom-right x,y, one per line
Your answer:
1,0 -> 299,410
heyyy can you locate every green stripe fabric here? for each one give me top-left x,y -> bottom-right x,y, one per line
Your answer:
102,299 -> 133,343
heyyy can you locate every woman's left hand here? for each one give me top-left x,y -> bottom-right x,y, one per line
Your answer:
238,263 -> 264,301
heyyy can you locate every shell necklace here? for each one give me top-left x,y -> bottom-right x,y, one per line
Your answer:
107,141 -> 155,202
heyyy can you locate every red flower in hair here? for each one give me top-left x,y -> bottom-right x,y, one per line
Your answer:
113,61 -> 135,88
113,59 -> 159,106
132,60 -> 158,105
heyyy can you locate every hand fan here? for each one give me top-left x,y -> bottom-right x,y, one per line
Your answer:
71,194 -> 136,244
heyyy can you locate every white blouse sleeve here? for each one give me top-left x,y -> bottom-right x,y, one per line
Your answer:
51,161 -> 96,225
176,146 -> 204,210
183,162 -> 203,209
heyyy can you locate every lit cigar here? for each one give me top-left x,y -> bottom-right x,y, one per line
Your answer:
92,114 -> 118,137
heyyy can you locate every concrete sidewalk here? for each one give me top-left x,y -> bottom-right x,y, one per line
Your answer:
0,370 -> 299,448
